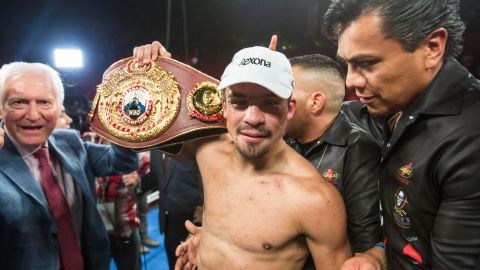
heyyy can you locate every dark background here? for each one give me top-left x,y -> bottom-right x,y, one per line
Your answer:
1,0 -> 479,116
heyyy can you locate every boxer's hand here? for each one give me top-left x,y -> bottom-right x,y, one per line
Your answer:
0,128 -> 4,149
268,34 -> 278,51
175,220 -> 201,270
133,41 -> 171,67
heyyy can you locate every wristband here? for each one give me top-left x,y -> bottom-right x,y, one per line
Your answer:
374,243 -> 385,249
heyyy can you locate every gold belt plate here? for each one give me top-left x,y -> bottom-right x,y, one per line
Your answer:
92,59 -> 181,142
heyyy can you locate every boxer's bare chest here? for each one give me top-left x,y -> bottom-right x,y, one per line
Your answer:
200,161 -> 304,253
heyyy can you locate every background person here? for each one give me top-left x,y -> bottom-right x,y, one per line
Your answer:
0,62 -> 138,269
286,54 -> 384,269
141,151 -> 203,270
55,104 -> 73,129
323,0 -> 480,269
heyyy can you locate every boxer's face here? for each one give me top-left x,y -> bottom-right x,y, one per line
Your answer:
225,83 -> 294,160
0,71 -> 60,146
337,12 -> 431,116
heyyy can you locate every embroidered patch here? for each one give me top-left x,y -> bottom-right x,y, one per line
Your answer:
395,162 -> 413,185
322,169 -> 340,185
393,187 -> 411,228
397,163 -> 413,179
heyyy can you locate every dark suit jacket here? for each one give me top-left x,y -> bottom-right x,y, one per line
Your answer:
0,129 -> 138,270
142,150 -> 203,234
141,150 -> 203,269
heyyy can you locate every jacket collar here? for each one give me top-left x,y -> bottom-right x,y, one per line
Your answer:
0,134 -> 51,212
322,112 -> 350,146
404,57 -> 476,117
0,130 -> 91,210
381,58 -> 478,160
287,112 -> 350,156
48,132 -> 91,196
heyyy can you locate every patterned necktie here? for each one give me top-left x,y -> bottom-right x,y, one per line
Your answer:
34,147 -> 84,270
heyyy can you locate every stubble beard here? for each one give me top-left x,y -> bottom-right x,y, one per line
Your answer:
235,124 -> 272,161
235,141 -> 270,161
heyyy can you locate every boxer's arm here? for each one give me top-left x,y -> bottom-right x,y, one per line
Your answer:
302,181 -> 352,269
171,134 -> 226,162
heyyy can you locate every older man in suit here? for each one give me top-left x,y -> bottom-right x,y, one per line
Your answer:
0,62 -> 138,270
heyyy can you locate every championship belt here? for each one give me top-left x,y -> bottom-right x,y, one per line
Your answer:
88,57 -> 226,153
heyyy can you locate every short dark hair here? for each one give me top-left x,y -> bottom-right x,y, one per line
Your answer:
289,54 -> 345,80
289,54 -> 346,111
322,0 -> 465,58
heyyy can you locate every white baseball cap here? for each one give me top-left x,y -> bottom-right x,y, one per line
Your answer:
218,46 -> 294,99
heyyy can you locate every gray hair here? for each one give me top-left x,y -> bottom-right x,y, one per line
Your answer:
0,62 -> 64,106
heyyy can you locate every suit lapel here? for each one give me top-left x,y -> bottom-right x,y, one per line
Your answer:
162,159 -> 177,192
0,135 -> 50,211
48,135 -> 91,196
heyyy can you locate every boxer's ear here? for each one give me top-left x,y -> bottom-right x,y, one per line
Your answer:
287,98 -> 296,120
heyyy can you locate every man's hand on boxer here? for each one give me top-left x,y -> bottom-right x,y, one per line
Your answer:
175,220 -> 201,270
0,128 -> 4,149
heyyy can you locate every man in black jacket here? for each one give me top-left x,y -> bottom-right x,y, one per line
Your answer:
286,54 -> 384,269
323,0 -> 480,269
141,151 -> 203,270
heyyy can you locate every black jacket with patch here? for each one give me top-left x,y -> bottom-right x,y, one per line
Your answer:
287,112 -> 382,254
342,100 -> 384,147
379,58 -> 480,270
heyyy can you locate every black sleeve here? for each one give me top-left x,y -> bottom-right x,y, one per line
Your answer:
139,150 -> 164,193
342,101 -> 384,146
431,131 -> 480,269
139,170 -> 159,193
343,131 -> 383,253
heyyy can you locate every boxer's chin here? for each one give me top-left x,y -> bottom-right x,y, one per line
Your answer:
235,142 -> 270,161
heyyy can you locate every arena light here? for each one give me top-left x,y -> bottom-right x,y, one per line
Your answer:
54,49 -> 83,68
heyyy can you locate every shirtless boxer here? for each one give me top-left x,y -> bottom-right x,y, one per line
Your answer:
133,41 -> 351,269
